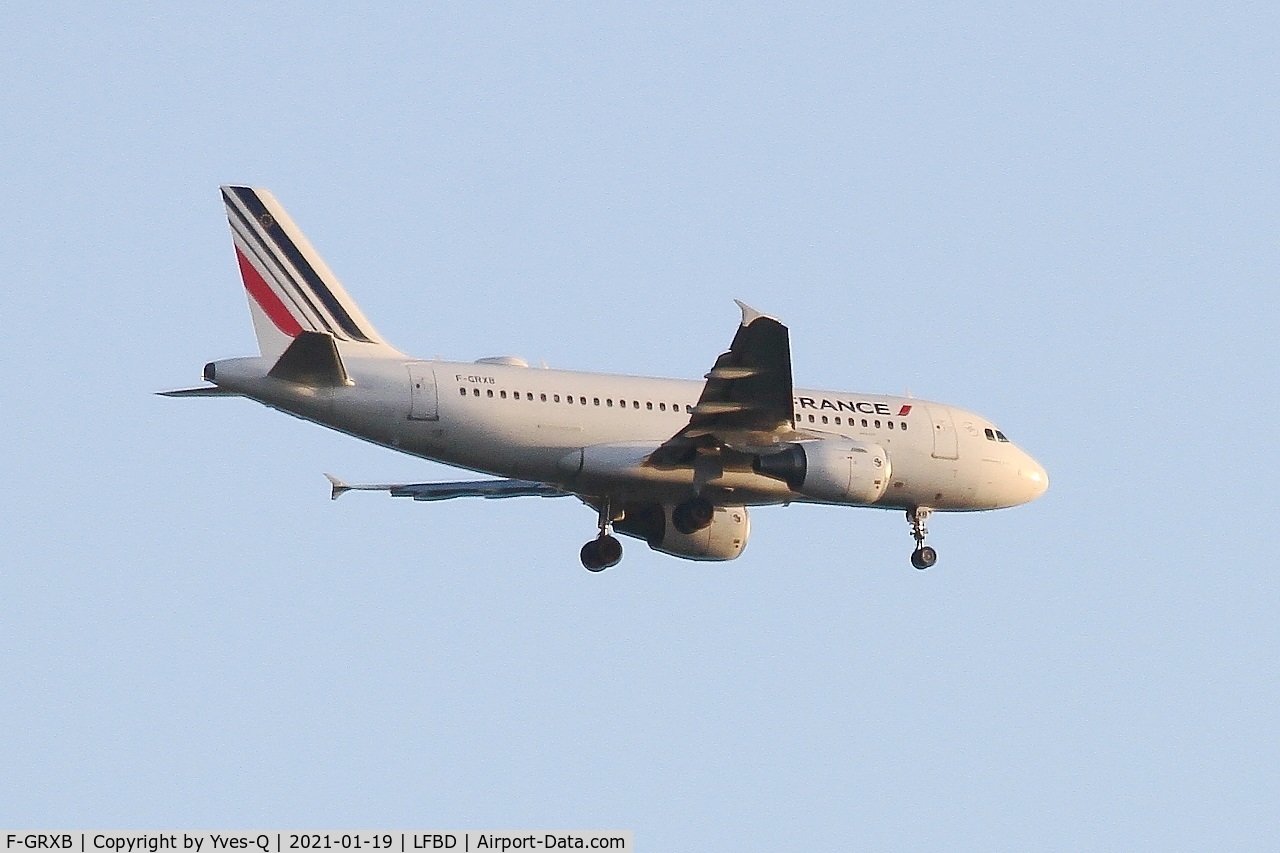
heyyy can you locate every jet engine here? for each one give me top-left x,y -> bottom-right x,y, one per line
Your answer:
614,502 -> 750,561
753,439 -> 890,504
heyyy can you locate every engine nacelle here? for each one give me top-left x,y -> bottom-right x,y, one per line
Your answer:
753,439 -> 890,504
615,503 -> 750,562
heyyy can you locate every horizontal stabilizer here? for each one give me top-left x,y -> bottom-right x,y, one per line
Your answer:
156,386 -> 240,397
268,331 -> 349,386
325,473 -> 568,502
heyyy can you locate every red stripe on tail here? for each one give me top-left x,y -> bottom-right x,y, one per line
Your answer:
235,246 -> 302,337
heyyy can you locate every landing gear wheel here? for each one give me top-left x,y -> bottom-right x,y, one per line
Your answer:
911,545 -> 938,570
580,534 -> 623,572
580,540 -> 606,572
596,534 -> 622,566
672,496 -> 715,534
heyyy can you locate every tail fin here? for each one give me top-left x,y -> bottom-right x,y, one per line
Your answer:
221,186 -> 403,359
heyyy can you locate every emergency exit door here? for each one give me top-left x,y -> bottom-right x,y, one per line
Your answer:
407,363 -> 439,421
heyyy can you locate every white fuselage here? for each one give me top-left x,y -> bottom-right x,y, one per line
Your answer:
209,353 -> 1048,513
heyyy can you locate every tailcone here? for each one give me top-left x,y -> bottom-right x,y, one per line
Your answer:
200,355 -> 274,395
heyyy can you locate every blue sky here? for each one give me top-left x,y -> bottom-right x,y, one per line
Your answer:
2,3 -> 1277,848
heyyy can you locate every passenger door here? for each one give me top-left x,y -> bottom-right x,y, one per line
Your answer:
924,403 -> 959,460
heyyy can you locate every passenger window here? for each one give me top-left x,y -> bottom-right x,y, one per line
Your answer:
807,414 -> 815,423
567,396 -> 574,404
835,416 -> 841,425
821,415 -> 828,424
459,387 -> 466,396
554,394 -> 560,402
874,420 -> 881,428
659,403 -> 666,411
594,398 -> 600,406
861,419 -> 868,427
580,397 -> 587,405
888,421 -> 894,429
633,400 -> 640,409
486,389 -> 494,398
646,402 -> 653,410
473,388 -> 480,397
540,393 -> 546,402
901,422 -> 907,430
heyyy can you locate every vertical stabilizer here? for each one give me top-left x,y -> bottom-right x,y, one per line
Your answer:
221,186 -> 403,359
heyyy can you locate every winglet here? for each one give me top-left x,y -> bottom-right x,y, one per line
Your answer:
324,473 -> 350,500
734,299 -> 769,327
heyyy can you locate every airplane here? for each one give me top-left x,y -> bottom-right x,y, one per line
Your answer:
162,186 -> 1049,571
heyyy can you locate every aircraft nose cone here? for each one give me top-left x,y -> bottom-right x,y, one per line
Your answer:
1022,459 -> 1049,501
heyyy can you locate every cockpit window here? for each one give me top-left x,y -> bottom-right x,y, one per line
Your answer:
985,428 -> 996,441
995,430 -> 1010,442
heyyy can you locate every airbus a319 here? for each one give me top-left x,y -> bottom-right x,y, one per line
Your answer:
163,187 -> 1048,571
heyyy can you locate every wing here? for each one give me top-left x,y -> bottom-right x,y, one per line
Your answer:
325,474 -> 569,502
649,301 -> 809,467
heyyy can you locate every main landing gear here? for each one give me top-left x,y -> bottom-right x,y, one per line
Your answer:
908,507 -> 938,570
581,501 -> 623,572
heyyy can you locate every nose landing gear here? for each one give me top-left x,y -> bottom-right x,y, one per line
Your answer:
581,500 -> 624,572
908,507 -> 937,570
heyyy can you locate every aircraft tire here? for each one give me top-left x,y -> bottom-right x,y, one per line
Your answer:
911,546 -> 938,570
597,534 -> 623,567
581,540 -> 607,571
